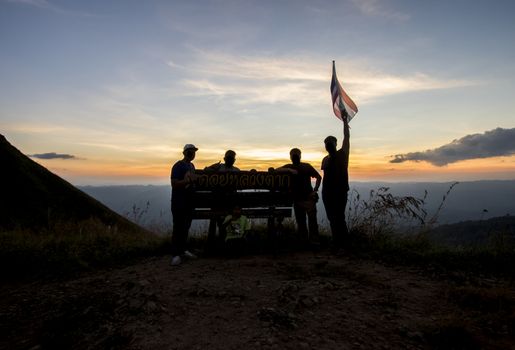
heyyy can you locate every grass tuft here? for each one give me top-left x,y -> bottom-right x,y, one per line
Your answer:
0,218 -> 168,278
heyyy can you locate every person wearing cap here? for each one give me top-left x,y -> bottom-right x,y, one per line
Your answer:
278,148 -> 321,243
170,143 -> 199,266
321,116 -> 350,251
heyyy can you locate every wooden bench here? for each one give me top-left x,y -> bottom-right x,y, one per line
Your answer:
191,170 -> 294,234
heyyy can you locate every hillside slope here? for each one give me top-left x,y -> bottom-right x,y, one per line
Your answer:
0,134 -> 140,232
428,215 -> 515,247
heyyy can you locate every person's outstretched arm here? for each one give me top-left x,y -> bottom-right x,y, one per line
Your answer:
342,117 -> 350,150
171,172 -> 194,189
275,165 -> 298,174
342,116 -> 350,165
204,161 -> 221,171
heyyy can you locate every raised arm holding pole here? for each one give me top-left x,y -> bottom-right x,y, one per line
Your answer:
324,60 -> 357,252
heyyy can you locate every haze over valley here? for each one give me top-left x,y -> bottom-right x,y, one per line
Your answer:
80,180 -> 515,232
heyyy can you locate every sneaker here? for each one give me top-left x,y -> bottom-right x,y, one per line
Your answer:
170,255 -> 182,266
183,250 -> 197,259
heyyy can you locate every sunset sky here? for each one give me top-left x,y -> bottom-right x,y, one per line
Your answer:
1,0 -> 514,185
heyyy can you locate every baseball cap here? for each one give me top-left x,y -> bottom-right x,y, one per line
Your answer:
183,144 -> 198,151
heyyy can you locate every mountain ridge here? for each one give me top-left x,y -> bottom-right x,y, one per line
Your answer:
0,134 -> 141,232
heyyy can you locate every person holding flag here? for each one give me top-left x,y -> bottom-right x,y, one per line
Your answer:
322,61 -> 358,251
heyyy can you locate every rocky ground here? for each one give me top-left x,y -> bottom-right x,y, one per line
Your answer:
1,251 -> 514,349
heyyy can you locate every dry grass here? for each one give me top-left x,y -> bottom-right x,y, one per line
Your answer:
0,218 -> 168,278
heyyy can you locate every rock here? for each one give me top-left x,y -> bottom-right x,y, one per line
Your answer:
406,331 -> 424,340
145,301 -> 158,312
138,279 -> 150,287
128,298 -> 143,312
298,341 -> 309,349
301,297 -> 314,307
314,260 -> 328,269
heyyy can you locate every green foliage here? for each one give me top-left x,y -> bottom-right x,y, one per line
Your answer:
347,182 -> 460,235
425,181 -> 459,227
349,230 -> 515,276
124,201 -> 150,225
347,186 -> 427,236
345,183 -> 515,276
0,218 -> 168,278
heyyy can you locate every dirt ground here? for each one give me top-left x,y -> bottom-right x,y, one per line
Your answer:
1,251 -> 514,350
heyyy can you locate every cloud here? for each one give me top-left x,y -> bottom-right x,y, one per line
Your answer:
171,50 -> 474,108
5,0 -> 50,7
390,128 -> 515,166
350,0 -> 410,21
5,0 -> 97,17
30,152 -> 77,160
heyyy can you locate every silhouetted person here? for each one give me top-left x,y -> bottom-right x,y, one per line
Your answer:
205,150 -> 240,251
205,150 -> 240,172
322,117 -> 350,250
279,148 -> 321,243
170,144 -> 198,266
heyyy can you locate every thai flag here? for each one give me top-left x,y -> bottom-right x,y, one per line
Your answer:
331,60 -> 358,122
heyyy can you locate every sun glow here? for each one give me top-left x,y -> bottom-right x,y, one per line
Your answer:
34,149 -> 515,186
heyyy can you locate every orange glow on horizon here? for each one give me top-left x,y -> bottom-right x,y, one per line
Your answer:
36,153 -> 515,185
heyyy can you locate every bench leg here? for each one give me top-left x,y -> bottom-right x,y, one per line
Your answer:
207,219 -> 217,252
276,216 -> 284,232
267,216 -> 277,255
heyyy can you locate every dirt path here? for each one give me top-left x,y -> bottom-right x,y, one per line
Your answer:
1,252 -> 514,349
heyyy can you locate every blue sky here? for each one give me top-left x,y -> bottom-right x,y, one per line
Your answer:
1,0 -> 514,184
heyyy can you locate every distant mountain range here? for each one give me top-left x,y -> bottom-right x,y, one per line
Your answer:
427,214 -> 515,247
80,185 -> 174,232
352,180 -> 515,224
0,134 -> 142,232
79,179 -> 515,232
